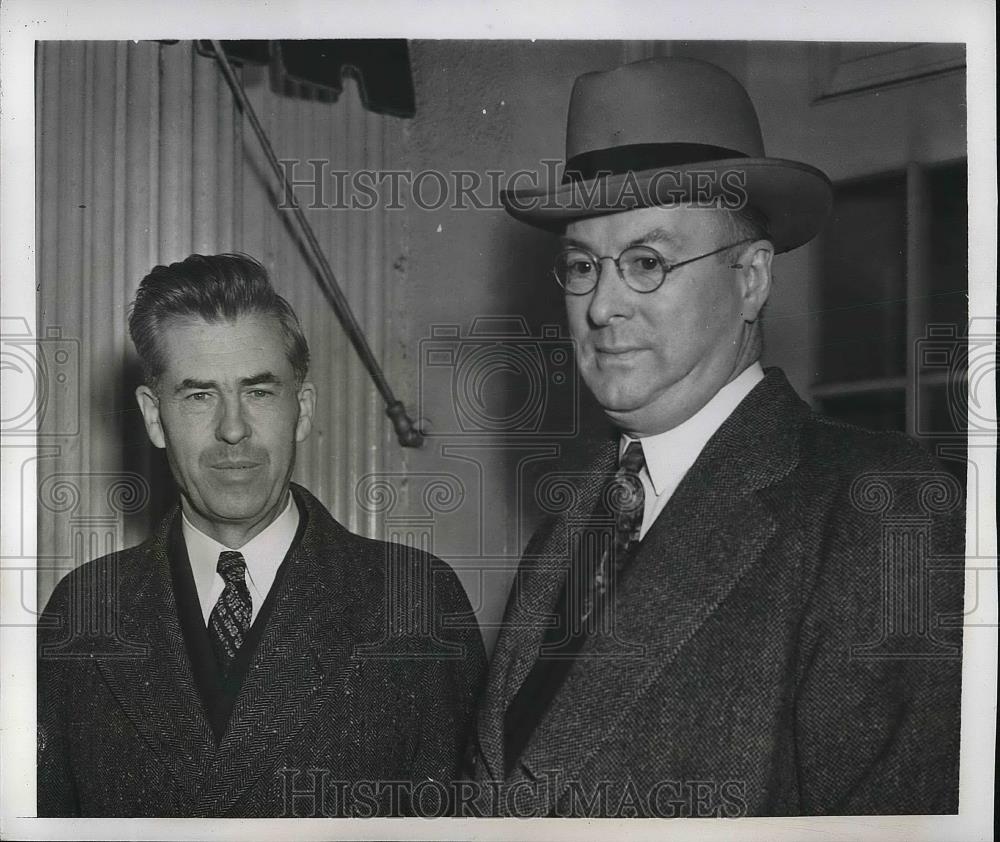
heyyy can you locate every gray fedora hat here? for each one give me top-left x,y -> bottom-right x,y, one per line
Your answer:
501,57 -> 832,253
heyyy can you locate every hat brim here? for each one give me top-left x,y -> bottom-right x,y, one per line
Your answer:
501,158 -> 832,253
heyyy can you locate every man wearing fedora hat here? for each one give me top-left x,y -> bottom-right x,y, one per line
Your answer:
471,57 -> 964,817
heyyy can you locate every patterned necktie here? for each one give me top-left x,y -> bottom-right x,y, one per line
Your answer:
208,550 -> 252,673
583,439 -> 647,624
612,439 -> 647,563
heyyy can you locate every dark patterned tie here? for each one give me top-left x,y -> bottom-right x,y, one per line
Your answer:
582,439 -> 647,624
208,551 -> 252,673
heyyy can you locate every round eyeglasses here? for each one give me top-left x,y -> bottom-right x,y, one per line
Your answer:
552,238 -> 755,295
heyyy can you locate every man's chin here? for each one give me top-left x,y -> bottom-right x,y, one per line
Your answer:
585,381 -> 648,416
187,487 -> 277,523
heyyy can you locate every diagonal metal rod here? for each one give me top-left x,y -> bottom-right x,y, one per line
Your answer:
210,40 -> 423,448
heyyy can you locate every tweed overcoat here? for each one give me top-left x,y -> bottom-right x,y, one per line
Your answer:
38,483 -> 487,817
472,369 -> 964,817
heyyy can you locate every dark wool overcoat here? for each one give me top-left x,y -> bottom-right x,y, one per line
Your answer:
39,483 -> 487,817
472,369 -> 964,817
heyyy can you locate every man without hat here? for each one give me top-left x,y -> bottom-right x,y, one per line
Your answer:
471,57 -> 964,817
38,254 -> 487,816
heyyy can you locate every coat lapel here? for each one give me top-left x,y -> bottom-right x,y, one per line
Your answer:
93,511 -> 216,805
476,440 -> 617,781
193,491 -> 359,815
509,370 -> 810,806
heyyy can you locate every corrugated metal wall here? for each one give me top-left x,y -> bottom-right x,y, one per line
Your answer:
35,40 -> 402,606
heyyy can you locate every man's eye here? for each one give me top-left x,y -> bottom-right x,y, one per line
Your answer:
186,392 -> 211,401
248,389 -> 274,398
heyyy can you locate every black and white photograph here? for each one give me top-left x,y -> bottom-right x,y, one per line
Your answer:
1,1 -> 995,839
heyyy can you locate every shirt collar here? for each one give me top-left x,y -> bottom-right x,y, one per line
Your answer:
181,490 -> 299,596
621,362 -> 765,496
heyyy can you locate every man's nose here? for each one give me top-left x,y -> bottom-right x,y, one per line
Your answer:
215,395 -> 250,444
587,258 -> 632,326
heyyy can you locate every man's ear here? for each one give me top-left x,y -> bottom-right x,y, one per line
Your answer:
737,240 -> 774,323
295,381 -> 316,443
135,385 -> 166,449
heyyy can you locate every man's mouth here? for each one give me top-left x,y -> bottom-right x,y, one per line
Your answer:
594,344 -> 643,359
211,461 -> 263,470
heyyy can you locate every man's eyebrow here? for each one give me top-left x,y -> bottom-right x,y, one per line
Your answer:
627,227 -> 679,248
240,372 -> 282,387
175,378 -> 217,394
173,372 -> 282,394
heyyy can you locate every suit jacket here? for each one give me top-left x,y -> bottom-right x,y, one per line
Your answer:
38,483 -> 487,817
472,369 -> 964,817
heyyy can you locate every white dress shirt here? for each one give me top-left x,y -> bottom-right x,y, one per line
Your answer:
182,491 -> 300,626
621,363 -> 765,540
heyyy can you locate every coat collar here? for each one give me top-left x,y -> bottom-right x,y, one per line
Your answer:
480,368 -> 809,800
95,483 -> 364,813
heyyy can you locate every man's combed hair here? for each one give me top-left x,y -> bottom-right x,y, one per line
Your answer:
128,253 -> 310,386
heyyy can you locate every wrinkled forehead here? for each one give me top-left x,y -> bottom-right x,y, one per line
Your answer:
155,313 -> 293,380
561,205 -> 728,252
